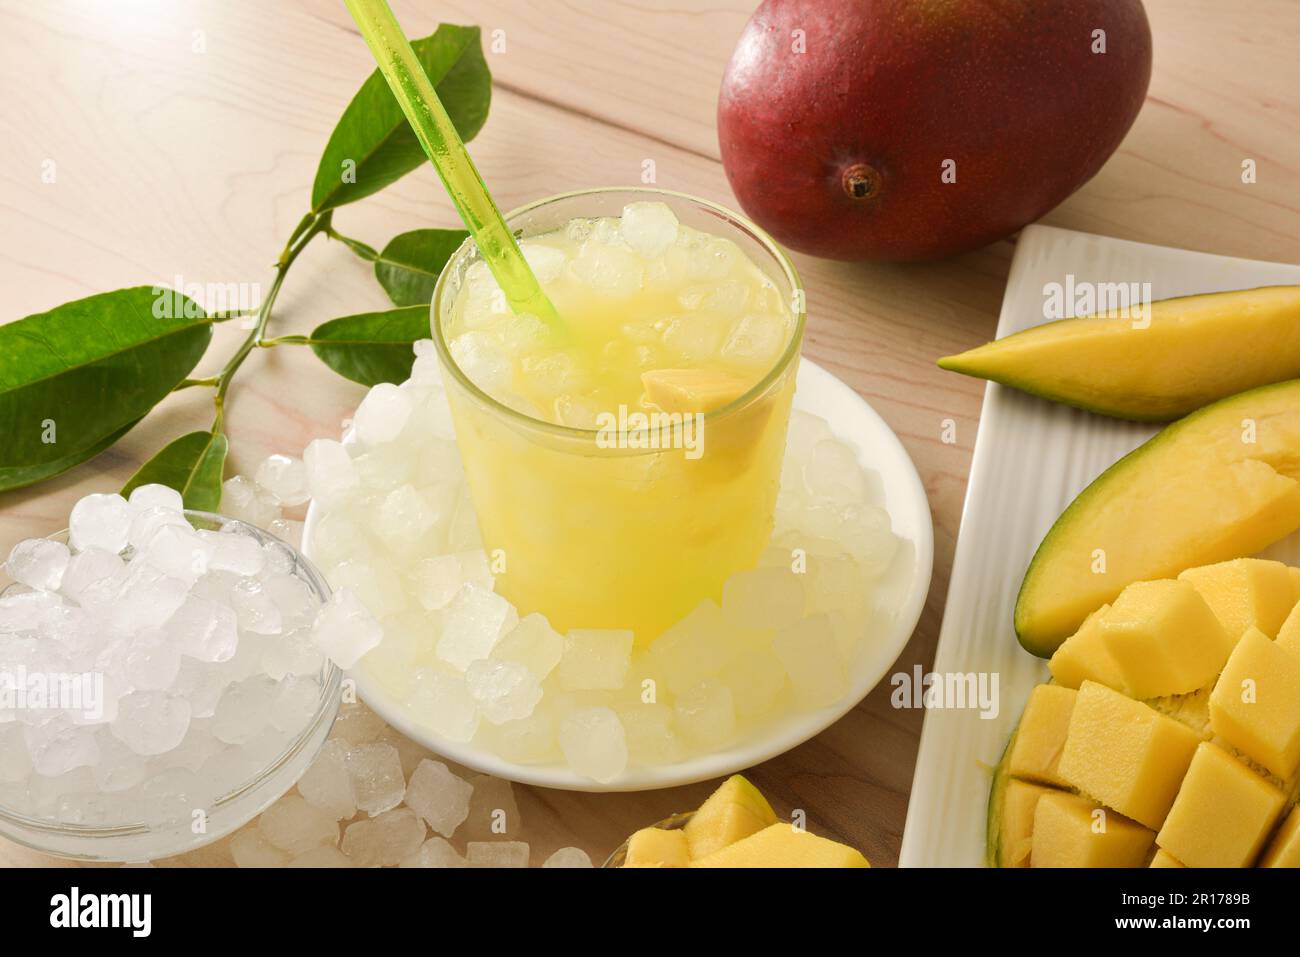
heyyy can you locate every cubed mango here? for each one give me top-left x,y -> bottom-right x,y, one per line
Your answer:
683,774 -> 777,859
997,778 -> 1057,868
1156,742 -> 1286,868
1179,558 -> 1296,639
1209,627 -> 1300,779
1099,579 -> 1233,699
1260,805 -> 1300,868
1008,684 -> 1077,787
625,826 -> 690,868
1048,605 -> 1127,692
1149,848 -> 1186,868
689,823 -> 870,868
1058,681 -> 1201,829
1030,792 -> 1153,868
1277,600 -> 1300,657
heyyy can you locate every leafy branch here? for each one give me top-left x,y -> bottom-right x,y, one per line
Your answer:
0,24 -> 491,510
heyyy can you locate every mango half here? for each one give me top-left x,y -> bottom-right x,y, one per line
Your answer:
1015,379 -> 1300,657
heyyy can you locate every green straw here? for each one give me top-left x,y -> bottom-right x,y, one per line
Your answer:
343,0 -> 561,326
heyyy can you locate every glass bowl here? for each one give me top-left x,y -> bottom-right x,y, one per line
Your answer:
0,512 -> 342,862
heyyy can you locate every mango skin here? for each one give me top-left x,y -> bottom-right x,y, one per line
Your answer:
1015,379 -> 1300,657
940,286 -> 1300,421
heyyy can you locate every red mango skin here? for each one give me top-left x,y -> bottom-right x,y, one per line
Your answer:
717,0 -> 1153,262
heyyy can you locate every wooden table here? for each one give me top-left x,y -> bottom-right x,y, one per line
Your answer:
1,0 -> 1297,868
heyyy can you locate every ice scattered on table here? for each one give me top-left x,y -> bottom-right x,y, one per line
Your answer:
234,700 -> 565,868
299,350 -> 903,782
0,485 -> 342,833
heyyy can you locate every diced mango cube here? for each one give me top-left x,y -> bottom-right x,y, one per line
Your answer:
1008,684 -> 1077,787
1179,558 -> 1296,639
1156,742 -> 1286,867
689,823 -> 870,868
1289,567 -> 1300,601
1209,627 -> 1300,779
1277,600 -> 1300,658
642,368 -> 750,414
1030,792 -> 1153,868
624,826 -> 690,868
1048,604 -> 1127,692
683,774 -> 778,860
1149,848 -> 1186,868
997,778 -> 1056,868
1098,579 -> 1233,698
1058,681 -> 1202,829
1260,805 -> 1300,868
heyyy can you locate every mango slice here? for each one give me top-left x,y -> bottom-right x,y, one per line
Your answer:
1209,628 -> 1300,779
1058,682 -> 1201,830
641,368 -> 751,414
1048,605 -> 1127,692
1015,379 -> 1300,657
1008,684 -> 1076,787
624,826 -> 690,868
1098,579 -> 1233,699
1030,792 -> 1154,868
683,774 -> 778,860
938,285 -> 1300,421
1179,558 -> 1297,640
1156,742 -> 1286,868
689,823 -> 870,868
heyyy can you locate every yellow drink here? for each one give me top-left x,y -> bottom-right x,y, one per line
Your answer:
432,189 -> 804,643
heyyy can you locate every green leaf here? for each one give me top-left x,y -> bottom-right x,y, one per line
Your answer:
374,228 -> 468,306
0,417 -> 142,493
122,430 -> 229,513
0,286 -> 211,483
311,25 -> 491,213
308,306 -> 430,386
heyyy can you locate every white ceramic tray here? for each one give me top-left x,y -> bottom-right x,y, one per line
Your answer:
899,224 -> 1300,867
304,357 -> 933,792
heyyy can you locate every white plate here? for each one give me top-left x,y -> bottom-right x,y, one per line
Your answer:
303,357 -> 933,792
899,224 -> 1300,867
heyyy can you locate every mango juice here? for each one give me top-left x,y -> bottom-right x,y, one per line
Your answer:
432,190 -> 804,642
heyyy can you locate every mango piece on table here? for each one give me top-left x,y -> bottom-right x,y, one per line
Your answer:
1149,848 -> 1186,868
1058,681 -> 1202,829
1260,805 -> 1300,868
1098,579 -> 1233,699
1179,558 -> 1297,640
642,368 -> 751,414
1030,792 -> 1153,868
1156,742 -> 1286,868
683,774 -> 778,860
1008,684 -> 1076,787
689,823 -> 869,868
625,826 -> 690,868
997,778 -> 1057,868
1048,605 -> 1127,693
1209,627 -> 1300,779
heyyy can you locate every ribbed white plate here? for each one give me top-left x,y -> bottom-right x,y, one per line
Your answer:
899,224 -> 1300,867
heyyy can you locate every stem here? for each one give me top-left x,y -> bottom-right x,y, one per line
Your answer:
174,376 -> 220,391
212,213 -> 329,432
259,335 -> 312,347
324,224 -> 378,262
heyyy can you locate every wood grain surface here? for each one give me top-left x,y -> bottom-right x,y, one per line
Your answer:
1,0 -> 1297,868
